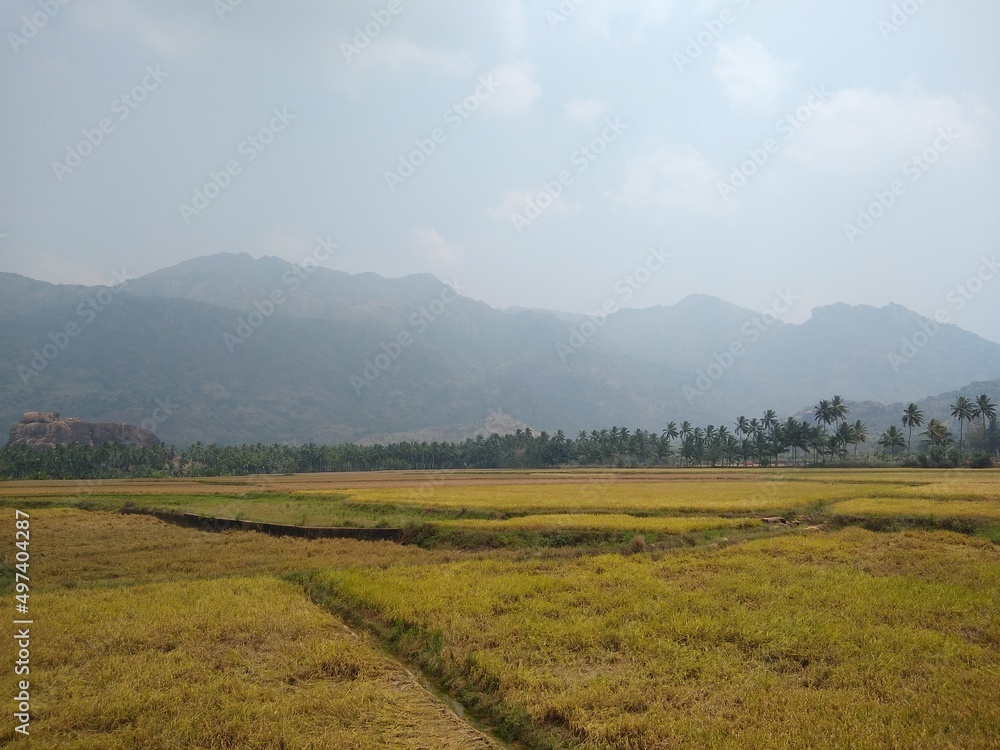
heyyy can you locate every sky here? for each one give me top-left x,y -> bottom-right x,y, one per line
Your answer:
1,0 -> 998,342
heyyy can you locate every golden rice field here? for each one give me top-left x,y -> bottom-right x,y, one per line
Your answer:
0,509 -> 495,749
1,576 -> 499,749
434,513 -> 762,535
1,468 -> 998,748
311,529 -> 1000,749
19,507 -> 474,591
830,497 -> 1000,521
308,477 -> 872,516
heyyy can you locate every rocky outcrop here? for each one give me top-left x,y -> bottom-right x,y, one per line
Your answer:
6,412 -> 161,449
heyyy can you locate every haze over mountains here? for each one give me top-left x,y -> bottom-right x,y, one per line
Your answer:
1,254 -> 998,446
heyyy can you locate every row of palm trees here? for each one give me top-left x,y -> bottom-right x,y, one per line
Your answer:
893,394 -> 997,456
657,405 -> 870,467
1,394 -> 996,479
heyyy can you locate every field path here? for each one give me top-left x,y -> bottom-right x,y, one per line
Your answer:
325,616 -> 508,750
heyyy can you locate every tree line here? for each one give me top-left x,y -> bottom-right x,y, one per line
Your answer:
1,394 -> 996,480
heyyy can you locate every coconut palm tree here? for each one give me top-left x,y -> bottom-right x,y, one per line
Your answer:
761,409 -> 779,436
655,434 -> 673,464
974,394 -> 997,444
814,399 -> 834,433
662,421 -> 679,448
901,403 -> 924,456
679,421 -> 693,441
834,422 -> 853,461
878,426 -> 906,459
767,422 -> 787,466
951,396 -> 976,452
830,395 -> 849,426
717,426 -> 732,466
922,418 -> 951,446
850,420 -> 868,460
734,416 -> 751,466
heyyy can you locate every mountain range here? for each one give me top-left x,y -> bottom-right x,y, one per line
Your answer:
1,253 -> 998,445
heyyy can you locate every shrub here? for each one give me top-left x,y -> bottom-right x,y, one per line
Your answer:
968,452 -> 995,469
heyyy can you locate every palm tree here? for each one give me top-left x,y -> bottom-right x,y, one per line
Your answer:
975,394 -> 997,444
717,426 -> 732,466
662,421 -> 679,448
704,425 -> 721,466
922,418 -> 951,446
878,426 -> 906,459
761,409 -> 779,436
830,395 -> 849,426
834,422 -> 853,461
814,399 -> 834,433
677,423 -> 692,464
781,417 -> 798,464
767,423 -> 787,466
901,403 -> 924,456
951,396 -> 976,452
734,416 -> 750,466
850,420 -> 868,460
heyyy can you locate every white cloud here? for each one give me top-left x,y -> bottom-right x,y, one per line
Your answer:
481,62 -> 541,116
564,98 -> 609,122
610,143 -> 725,213
786,87 -> 987,173
411,228 -> 464,265
713,36 -> 794,111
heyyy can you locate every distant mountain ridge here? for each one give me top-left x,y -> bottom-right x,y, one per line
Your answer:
1,253 -> 998,445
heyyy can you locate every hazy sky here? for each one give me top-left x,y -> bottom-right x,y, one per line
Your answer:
2,0 -> 998,342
